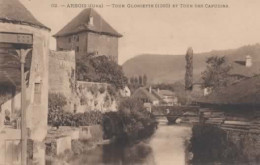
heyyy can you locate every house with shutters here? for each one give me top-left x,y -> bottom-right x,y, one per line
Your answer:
53,8 -> 122,63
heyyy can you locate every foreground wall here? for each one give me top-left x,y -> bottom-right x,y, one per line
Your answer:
0,22 -> 50,165
0,22 -> 50,141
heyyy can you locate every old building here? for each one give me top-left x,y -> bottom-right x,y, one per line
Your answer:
156,89 -> 178,105
191,54 -> 260,97
132,87 -> 160,106
53,8 -> 122,63
0,0 -> 50,163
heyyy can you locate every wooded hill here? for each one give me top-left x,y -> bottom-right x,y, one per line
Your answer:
122,44 -> 260,84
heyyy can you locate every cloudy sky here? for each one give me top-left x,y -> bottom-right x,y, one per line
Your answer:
20,0 -> 260,64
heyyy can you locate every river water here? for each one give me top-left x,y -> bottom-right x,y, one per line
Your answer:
69,118 -> 192,165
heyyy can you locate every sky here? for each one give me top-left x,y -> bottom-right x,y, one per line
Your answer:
20,0 -> 260,64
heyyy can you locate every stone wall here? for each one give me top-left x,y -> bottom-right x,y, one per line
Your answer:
49,50 -> 76,111
56,32 -> 88,58
74,81 -> 117,113
48,50 -> 117,112
86,32 -> 118,63
49,50 -> 75,95
56,32 -> 118,63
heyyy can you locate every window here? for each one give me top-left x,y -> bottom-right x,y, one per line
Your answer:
76,46 -> 79,52
76,35 -> 79,42
68,37 -> 71,43
34,83 -> 41,104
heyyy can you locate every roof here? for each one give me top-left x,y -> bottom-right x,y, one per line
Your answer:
132,88 -> 159,102
53,8 -> 122,37
159,90 -> 175,96
196,75 -> 260,105
192,54 -> 260,85
226,52 -> 260,78
228,60 -> 260,78
0,0 -> 50,31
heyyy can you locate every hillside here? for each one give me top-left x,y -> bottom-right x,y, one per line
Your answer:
122,44 -> 260,84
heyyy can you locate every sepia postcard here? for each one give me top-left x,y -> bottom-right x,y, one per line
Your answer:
0,0 -> 259,164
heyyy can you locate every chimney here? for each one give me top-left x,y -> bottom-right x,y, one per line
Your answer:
149,86 -> 152,93
246,55 -> 252,67
89,16 -> 94,26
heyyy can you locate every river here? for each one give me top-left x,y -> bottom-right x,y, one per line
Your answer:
69,118 -> 192,165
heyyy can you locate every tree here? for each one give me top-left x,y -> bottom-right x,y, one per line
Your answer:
76,55 -> 127,89
134,77 -> 138,84
185,47 -> 193,90
201,56 -> 232,90
138,75 -> 143,85
130,77 -> 135,84
143,74 -> 148,86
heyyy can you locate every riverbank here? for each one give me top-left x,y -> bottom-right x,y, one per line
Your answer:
54,118 -> 192,165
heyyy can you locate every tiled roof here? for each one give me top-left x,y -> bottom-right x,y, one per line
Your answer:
197,75 -> 260,105
0,0 -> 50,30
53,8 -> 122,37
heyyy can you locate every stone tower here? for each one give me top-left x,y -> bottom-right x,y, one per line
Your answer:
53,8 -> 122,63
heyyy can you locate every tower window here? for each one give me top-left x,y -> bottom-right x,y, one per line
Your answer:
76,46 -> 79,52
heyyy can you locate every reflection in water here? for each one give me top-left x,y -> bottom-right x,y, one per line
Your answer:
69,118 -> 192,165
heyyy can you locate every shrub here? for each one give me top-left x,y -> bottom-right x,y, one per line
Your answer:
107,85 -> 117,98
48,93 -> 67,109
189,124 -> 259,164
99,86 -> 106,94
190,124 -> 228,164
102,97 -> 157,143
48,93 -> 103,127
76,55 -> 127,89
48,93 -> 67,127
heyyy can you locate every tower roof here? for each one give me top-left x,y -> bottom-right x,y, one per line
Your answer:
53,8 -> 122,37
0,0 -> 50,31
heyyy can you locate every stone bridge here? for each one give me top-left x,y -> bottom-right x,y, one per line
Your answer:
151,105 -> 200,123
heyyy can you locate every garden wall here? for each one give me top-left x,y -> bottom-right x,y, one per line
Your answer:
49,50 -> 117,113
74,81 -> 117,113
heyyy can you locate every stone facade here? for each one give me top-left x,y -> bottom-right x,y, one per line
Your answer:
48,52 -> 117,112
56,32 -> 119,63
49,51 -> 75,96
48,50 -> 117,112
74,81 -> 117,113
0,22 -> 50,142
